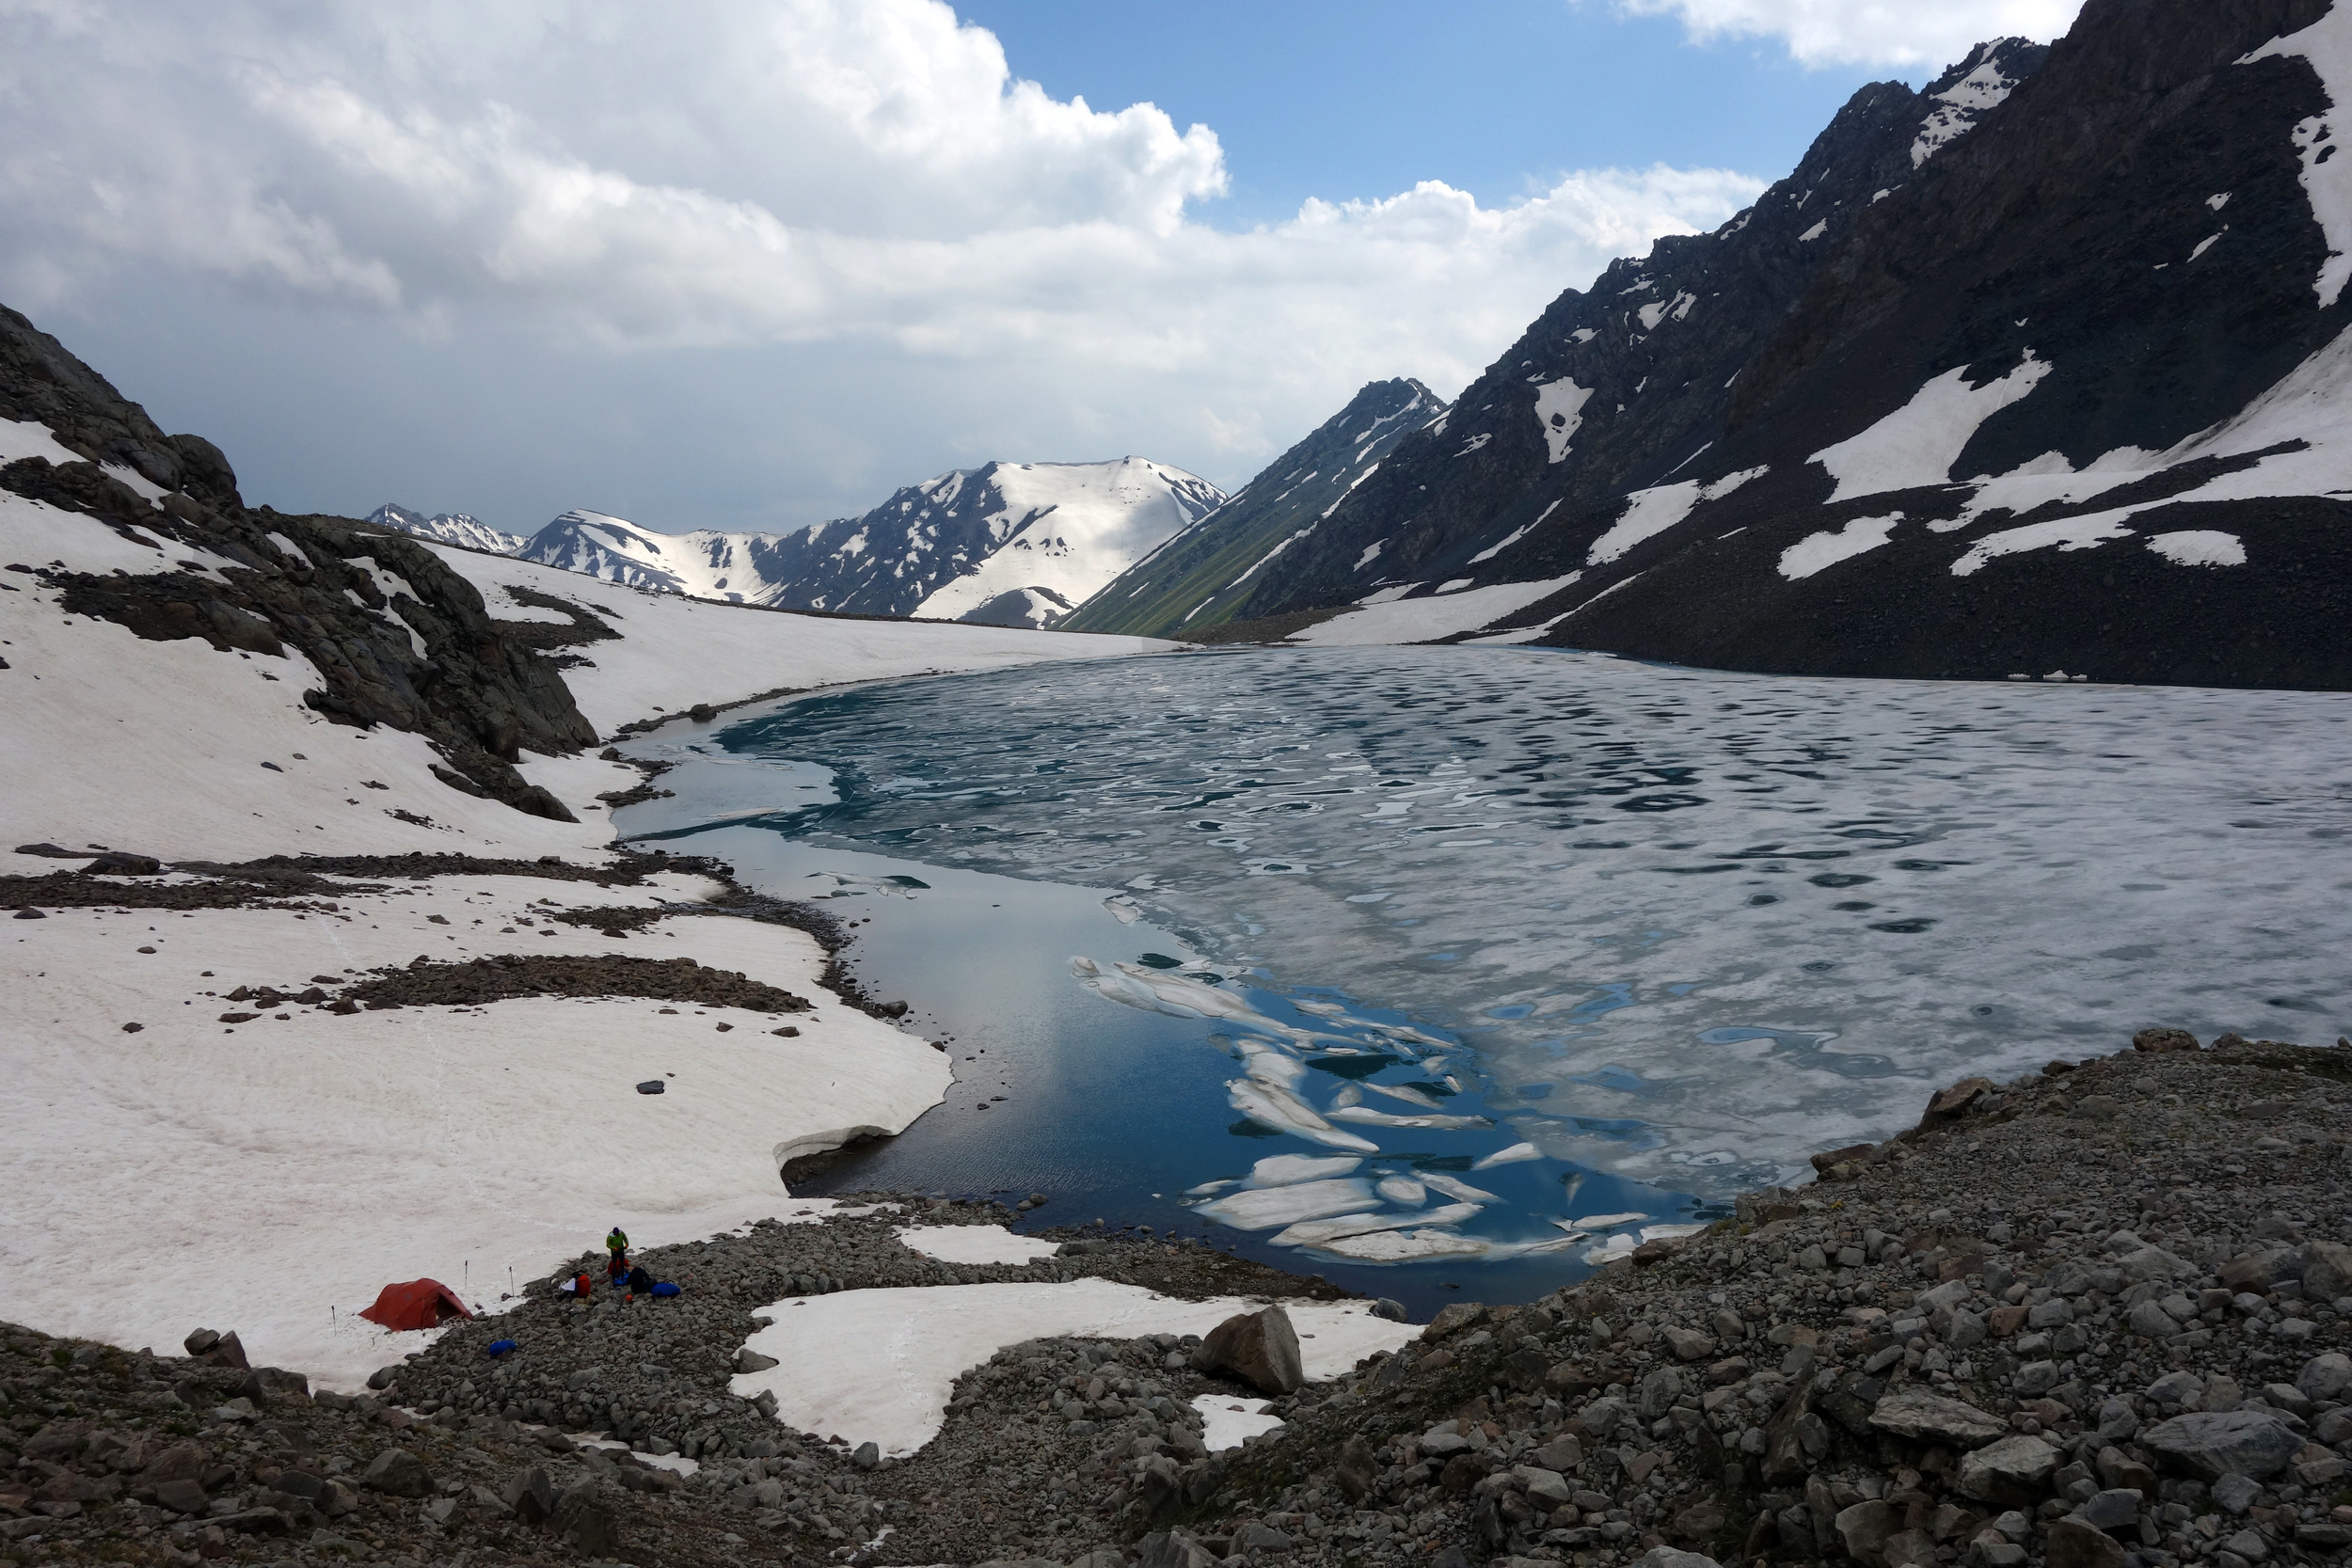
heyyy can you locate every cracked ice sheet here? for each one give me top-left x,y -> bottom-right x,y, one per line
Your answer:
0,877 -> 949,1391
729,1281 -> 1415,1455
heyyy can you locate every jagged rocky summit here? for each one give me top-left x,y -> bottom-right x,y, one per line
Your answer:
364,503 -> 528,555
1060,378 -> 1448,638
1076,0 -> 2352,690
372,456 -> 1225,628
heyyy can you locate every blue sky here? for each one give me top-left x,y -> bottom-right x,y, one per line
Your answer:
0,1 -> 2081,534
957,1 -> 1892,225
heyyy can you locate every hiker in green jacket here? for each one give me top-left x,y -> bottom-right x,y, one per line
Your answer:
606,1226 -> 628,1262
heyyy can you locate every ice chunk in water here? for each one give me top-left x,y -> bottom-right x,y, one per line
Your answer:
1472,1141 -> 1541,1169
1314,1228 -> 1492,1261
1228,1079 -> 1380,1152
1248,1154 -> 1363,1187
1362,1081 -> 1444,1110
1103,895 -> 1142,924
1418,1172 -> 1500,1203
1195,1178 -> 1378,1229
1238,1040 -> 1307,1092
1375,1176 -> 1426,1205
1327,1105 -> 1490,1131
1272,1201 -> 1483,1248
1573,1212 -> 1647,1228
1185,1179 -> 1238,1196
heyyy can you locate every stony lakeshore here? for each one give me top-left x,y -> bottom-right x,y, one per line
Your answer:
4,1029 -> 2349,1568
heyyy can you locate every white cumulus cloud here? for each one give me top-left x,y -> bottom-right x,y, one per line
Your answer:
0,0 -> 1764,528
1609,0 -> 2088,68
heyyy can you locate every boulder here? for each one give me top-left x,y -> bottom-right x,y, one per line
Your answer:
1196,1307 -> 1304,1394
1922,1076 -> 1996,1119
1136,1530 -> 1218,1568
2131,1027 -> 2200,1053
2296,1352 -> 2351,1403
1634,1549 -> 1723,1568
152,1478 -> 209,1514
360,1448 -> 432,1498
505,1476 -> 555,1532
736,1347 -> 779,1374
2142,1410 -> 2303,1481
1868,1389 -> 2007,1449
2044,1516 -> 2126,1568
2074,1489 -> 2140,1531
553,1479 -> 620,1555
1232,1521 -> 1295,1553
1958,1434 -> 2059,1506
1661,1326 -> 1718,1362
1836,1499 -> 1902,1563
1335,1434 -> 1379,1502
2301,1240 -> 2352,1303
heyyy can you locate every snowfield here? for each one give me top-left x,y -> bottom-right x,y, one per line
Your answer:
728,1281 -> 1414,1456
0,481 -> 1169,1390
2,869 -> 951,1389
418,540 -> 1167,738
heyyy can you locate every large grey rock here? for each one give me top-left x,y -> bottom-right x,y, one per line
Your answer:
2298,1352 -> 2352,1403
1136,1530 -> 1219,1568
1232,1521 -> 1295,1553
1196,1307 -> 1304,1395
1959,1434 -> 2059,1506
1521,1467 -> 1574,1510
2301,1241 -> 2352,1304
502,1466 -> 554,1528
1867,1389 -> 2007,1448
2126,1300 -> 2182,1338
1835,1499 -> 1902,1564
360,1448 -> 432,1498
1634,1549 -> 1723,1568
2212,1474 -> 2263,1514
2044,1516 -> 2126,1568
2143,1410 -> 2303,1481
553,1479 -> 619,1556
2074,1489 -> 2141,1531
1661,1326 -> 1717,1362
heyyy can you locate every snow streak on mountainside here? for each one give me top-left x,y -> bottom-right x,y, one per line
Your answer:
1203,0 -> 2352,692
378,458 -> 1223,627
366,502 -> 529,555
1062,380 -> 1448,638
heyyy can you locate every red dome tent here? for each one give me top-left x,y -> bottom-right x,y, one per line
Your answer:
357,1279 -> 473,1332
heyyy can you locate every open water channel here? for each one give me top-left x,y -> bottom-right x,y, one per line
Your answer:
616,645 -> 2352,1314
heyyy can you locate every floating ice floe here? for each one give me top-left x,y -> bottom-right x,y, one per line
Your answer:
1572,1212 -> 1648,1229
1193,1394 -> 1283,1451
1193,1178 -> 1378,1229
1313,1228 -> 1494,1262
1361,1081 -> 1445,1110
1327,1105 -> 1491,1132
1227,1078 -> 1379,1152
896,1226 -> 1061,1267
1472,1142 -> 1543,1170
1246,1154 -> 1363,1187
1103,895 -> 1142,925
1271,1201 -> 1483,1249
1375,1175 -> 1426,1205
1419,1172 -> 1500,1203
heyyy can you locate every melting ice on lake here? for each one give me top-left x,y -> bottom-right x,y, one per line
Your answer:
625,645 -> 2352,1275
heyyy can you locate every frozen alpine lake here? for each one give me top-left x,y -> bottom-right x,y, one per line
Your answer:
623,646 -> 2352,1307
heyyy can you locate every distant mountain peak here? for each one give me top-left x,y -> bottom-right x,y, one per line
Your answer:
366,504 -> 529,556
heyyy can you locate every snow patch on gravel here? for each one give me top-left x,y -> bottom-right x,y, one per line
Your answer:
729,1280 -> 1415,1456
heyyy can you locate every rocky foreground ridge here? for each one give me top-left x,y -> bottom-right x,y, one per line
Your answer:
4,1032 -> 2347,1568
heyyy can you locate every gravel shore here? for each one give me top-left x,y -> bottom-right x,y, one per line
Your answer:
5,1033 -> 2347,1568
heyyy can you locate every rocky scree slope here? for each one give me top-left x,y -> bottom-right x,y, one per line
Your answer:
1228,0 -> 2352,690
6,1034 -> 2348,1568
0,305 -> 598,821
1120,1033 -> 2352,1568
1063,380 -> 1449,639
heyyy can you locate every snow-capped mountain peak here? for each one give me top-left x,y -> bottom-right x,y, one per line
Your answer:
366,503 -> 528,555
372,455 -> 1225,626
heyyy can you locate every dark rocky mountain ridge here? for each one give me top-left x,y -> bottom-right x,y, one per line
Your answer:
1101,0 -> 2352,690
1061,379 -> 1448,638
0,305 -> 596,818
